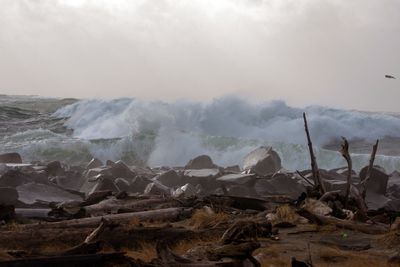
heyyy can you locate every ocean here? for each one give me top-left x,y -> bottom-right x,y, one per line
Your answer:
2,94 -> 400,173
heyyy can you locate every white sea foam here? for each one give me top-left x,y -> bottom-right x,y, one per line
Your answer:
3,95 -> 400,172
47,96 -> 400,171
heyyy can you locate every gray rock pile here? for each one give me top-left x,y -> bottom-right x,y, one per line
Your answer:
1,148 -> 400,212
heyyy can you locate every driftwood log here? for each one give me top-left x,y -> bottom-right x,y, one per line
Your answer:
362,139 -> 379,201
340,137 -> 352,208
303,112 -> 326,193
13,207 -> 193,230
0,253 -> 133,267
298,208 -> 389,234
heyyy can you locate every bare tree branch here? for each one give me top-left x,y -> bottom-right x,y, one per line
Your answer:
303,112 -> 326,193
361,139 -> 379,201
340,136 -> 352,208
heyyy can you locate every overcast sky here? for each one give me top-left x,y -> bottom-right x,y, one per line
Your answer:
0,0 -> 399,111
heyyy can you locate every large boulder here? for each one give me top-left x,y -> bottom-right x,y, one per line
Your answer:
114,178 -> 130,192
46,161 -> 64,176
359,165 -> 388,195
129,176 -> 151,193
153,170 -> 183,188
88,178 -> 119,195
144,182 -> 170,195
0,153 -> 22,163
0,169 -> 31,187
254,173 -> 306,198
86,158 -> 103,170
185,155 -> 217,169
0,187 -> 19,205
108,160 -> 136,180
173,183 -> 198,197
243,146 -> 281,176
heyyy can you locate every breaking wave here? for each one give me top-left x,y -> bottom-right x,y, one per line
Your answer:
3,95 -> 400,172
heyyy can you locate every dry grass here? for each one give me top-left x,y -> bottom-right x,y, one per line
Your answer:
0,250 -> 14,261
259,257 -> 289,267
317,247 -> 397,267
254,245 -> 279,258
129,218 -> 170,228
254,246 -> 291,267
172,236 -> 220,255
189,208 -> 229,229
7,222 -> 19,232
124,243 -> 157,262
314,223 -> 337,232
270,204 -> 307,225
377,230 -> 400,248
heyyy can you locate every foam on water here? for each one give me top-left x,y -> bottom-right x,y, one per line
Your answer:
3,95 -> 400,172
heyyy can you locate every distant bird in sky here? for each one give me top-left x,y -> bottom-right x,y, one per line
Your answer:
385,75 -> 396,79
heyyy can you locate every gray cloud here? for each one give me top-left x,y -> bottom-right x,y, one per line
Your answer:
0,0 -> 399,111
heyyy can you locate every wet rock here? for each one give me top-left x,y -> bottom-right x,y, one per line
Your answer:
0,169 -> 31,187
106,160 -> 115,166
254,174 -> 305,198
173,183 -> 198,197
0,205 -> 15,222
217,173 -> 255,185
86,158 -> 103,169
226,185 -> 257,197
387,172 -> 400,199
54,171 -> 84,191
85,167 -> 108,178
224,165 -> 241,173
144,182 -> 171,195
82,190 -> 112,206
153,170 -> 183,188
46,161 -> 64,176
0,187 -> 19,205
88,178 -> 119,195
0,153 -> 22,164
243,146 -> 281,176
183,169 -> 221,191
0,163 -> 8,176
359,165 -> 388,195
115,178 -> 130,192
185,155 -> 217,169
108,160 -> 136,180
129,176 -> 151,193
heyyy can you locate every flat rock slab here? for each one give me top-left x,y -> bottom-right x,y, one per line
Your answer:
216,173 -> 255,185
184,169 -> 220,178
316,234 -> 372,251
16,182 -> 83,204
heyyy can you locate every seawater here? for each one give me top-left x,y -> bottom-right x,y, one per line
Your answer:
2,94 -> 400,172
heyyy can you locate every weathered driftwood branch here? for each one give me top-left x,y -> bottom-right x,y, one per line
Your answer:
15,207 -> 193,230
362,139 -> 379,201
340,136 -> 352,208
303,112 -> 326,193
298,208 -> 389,234
296,170 -> 315,187
319,190 -> 341,202
0,253 -> 132,267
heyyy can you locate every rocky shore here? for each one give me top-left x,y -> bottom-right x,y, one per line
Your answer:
1,146 -> 400,266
